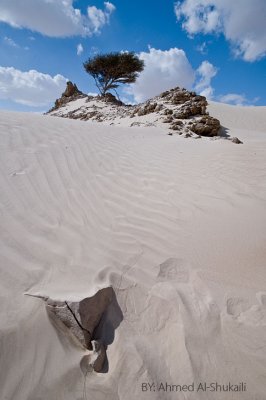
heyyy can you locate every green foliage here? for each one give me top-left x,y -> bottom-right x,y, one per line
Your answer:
83,52 -> 144,96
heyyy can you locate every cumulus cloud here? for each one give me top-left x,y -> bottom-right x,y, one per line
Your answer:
174,0 -> 266,61
0,66 -> 67,106
124,47 -> 218,103
0,0 -> 115,37
126,47 -> 195,103
195,60 -> 218,98
77,43 -> 84,56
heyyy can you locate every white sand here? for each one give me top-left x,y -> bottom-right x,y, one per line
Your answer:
0,104 -> 266,399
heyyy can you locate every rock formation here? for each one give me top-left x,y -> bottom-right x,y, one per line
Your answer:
48,81 -> 86,113
43,287 -> 116,372
47,85 -> 221,138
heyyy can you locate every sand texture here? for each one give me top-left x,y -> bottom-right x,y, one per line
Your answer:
0,104 -> 266,399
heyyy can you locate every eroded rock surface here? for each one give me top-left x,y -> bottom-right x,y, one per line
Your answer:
47,81 -> 87,113
48,85 -> 221,138
44,287 -> 117,372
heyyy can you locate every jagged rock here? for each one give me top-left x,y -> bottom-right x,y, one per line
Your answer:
164,109 -> 173,115
173,101 -> 206,119
155,104 -> 163,112
45,287 -> 114,350
170,120 -> 184,131
158,87 -> 207,119
48,81 -> 86,113
160,90 -> 170,98
190,116 -> 220,137
47,85 -> 221,139
26,286 -> 123,374
102,92 -> 124,106
231,137 -> 243,144
171,91 -> 192,105
63,81 -> 83,97
137,102 -> 157,116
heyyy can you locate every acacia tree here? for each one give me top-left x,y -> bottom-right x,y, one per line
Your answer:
83,52 -> 144,97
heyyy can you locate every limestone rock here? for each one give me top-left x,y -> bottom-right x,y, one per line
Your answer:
47,84 -> 221,139
102,92 -> 124,106
137,102 -> 158,116
48,81 -> 86,112
62,81 -> 82,97
190,116 -> 221,137
170,120 -> 184,130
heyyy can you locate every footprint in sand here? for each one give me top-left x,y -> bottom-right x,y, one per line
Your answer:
227,295 -> 266,326
157,257 -> 189,283
226,297 -> 251,317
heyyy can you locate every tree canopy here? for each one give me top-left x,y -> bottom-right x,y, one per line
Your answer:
83,52 -> 144,97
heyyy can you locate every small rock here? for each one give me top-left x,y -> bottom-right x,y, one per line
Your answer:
231,137 -> 243,144
163,116 -> 173,123
164,108 -> 173,115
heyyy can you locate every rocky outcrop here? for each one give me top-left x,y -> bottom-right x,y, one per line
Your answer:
101,92 -> 124,106
127,87 -> 220,136
47,81 -> 87,112
62,81 -> 83,98
47,85 -> 221,138
190,116 -> 221,137
160,89 -> 207,117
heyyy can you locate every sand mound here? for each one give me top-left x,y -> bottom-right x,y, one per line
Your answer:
0,107 -> 266,399
48,85 -> 221,137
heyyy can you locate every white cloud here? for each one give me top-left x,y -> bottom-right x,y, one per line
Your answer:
124,47 -> 218,103
195,60 -> 218,98
3,36 -> 18,47
0,0 -> 115,37
174,0 -> 266,61
217,93 -> 260,106
126,47 -> 196,103
0,66 -> 67,107
77,43 -> 84,56
196,42 -> 208,54
87,2 -> 115,34
218,93 -> 247,106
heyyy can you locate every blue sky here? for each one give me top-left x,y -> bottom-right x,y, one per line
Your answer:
0,0 -> 266,111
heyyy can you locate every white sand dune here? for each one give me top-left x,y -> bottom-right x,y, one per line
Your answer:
0,105 -> 266,399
